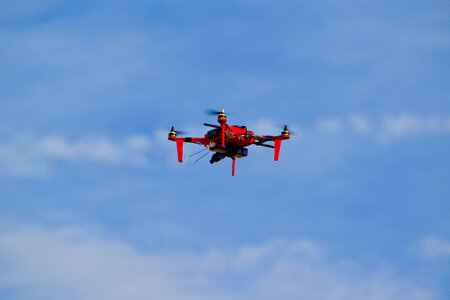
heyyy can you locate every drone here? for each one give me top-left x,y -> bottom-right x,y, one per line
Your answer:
168,109 -> 290,176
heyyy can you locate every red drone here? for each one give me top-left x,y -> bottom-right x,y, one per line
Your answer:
168,109 -> 290,176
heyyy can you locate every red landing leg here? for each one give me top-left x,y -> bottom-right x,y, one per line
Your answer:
232,157 -> 236,176
274,139 -> 281,161
176,140 -> 184,162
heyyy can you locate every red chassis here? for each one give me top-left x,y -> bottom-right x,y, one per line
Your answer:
168,109 -> 290,176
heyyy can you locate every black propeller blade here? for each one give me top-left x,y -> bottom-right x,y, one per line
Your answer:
204,109 -> 231,116
279,124 -> 296,136
286,127 -> 297,136
204,109 -> 222,116
170,126 -> 188,135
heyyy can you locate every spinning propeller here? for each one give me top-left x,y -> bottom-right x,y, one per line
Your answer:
204,108 -> 230,116
168,126 -> 188,138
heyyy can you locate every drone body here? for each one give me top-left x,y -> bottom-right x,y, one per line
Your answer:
168,109 -> 290,176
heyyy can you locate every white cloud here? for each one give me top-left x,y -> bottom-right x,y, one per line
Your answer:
0,135 -> 50,178
38,135 -> 152,165
315,117 -> 344,133
39,137 -> 124,162
341,114 -> 449,143
125,135 -> 152,151
243,113 -> 450,177
415,236 -> 450,260
445,117 -> 450,131
0,224 -> 434,300
348,114 -> 372,134
0,134 -> 153,177
233,239 -> 321,271
250,119 -> 288,136
302,114 -> 449,143
378,114 -> 446,143
253,114 -> 449,146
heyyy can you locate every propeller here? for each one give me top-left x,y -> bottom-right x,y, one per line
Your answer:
204,109 -> 222,116
169,126 -> 188,135
279,124 -> 297,136
204,108 -> 231,116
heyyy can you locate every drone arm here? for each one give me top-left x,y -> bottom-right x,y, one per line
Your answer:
179,137 -> 207,144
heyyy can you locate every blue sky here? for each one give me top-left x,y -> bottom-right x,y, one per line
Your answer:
0,0 -> 449,299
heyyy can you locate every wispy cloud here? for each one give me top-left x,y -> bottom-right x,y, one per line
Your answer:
378,114 -> 450,143
0,135 -> 50,178
251,113 -> 450,143
0,224 -> 434,300
316,114 -> 450,142
39,135 -> 151,163
415,236 -> 450,260
0,134 -> 152,177
246,113 -> 450,176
